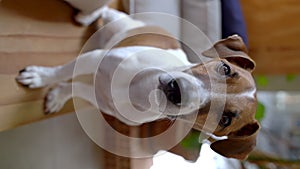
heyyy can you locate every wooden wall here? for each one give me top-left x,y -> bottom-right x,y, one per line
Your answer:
241,0 -> 300,75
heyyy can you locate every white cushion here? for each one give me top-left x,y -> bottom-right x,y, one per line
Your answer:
122,0 -> 221,62
122,0 -> 181,38
181,0 -> 221,43
181,0 -> 221,62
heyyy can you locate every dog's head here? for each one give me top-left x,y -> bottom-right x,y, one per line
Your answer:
158,35 -> 260,160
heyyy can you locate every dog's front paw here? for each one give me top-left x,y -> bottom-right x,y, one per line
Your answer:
16,66 -> 58,88
44,83 -> 71,114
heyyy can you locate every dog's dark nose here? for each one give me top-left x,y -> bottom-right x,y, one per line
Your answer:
159,74 -> 181,105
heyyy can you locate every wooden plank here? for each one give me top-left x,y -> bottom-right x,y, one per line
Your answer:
0,53 -> 76,74
0,99 -> 74,132
0,73 -> 93,132
0,74 -> 47,106
240,0 -> 300,74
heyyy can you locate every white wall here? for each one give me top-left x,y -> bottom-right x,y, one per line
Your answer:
0,113 -> 103,169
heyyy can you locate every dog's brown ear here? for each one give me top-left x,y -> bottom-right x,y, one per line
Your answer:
210,121 -> 260,160
202,35 -> 256,71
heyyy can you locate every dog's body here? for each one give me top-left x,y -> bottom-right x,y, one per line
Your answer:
17,7 -> 259,160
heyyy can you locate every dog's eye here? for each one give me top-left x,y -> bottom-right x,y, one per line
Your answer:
219,114 -> 232,127
218,62 -> 231,76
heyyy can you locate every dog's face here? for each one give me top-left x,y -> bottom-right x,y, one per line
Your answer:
158,35 -> 260,160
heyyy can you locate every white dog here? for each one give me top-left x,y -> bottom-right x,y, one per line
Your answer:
16,6 -> 259,159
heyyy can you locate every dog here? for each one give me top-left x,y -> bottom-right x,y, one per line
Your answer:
16,6 -> 260,160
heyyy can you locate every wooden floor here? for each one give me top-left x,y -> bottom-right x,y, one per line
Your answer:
0,0 -> 96,132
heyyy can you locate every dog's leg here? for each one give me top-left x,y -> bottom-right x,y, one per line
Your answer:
16,49 -> 104,88
100,6 -> 145,33
74,3 -> 145,28
63,0 -> 111,26
74,5 -> 107,26
45,82 -> 97,114
95,7 -> 145,48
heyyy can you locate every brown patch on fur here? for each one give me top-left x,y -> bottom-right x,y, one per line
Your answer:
114,26 -> 180,49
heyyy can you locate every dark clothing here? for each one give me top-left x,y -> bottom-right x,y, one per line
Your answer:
221,0 -> 248,46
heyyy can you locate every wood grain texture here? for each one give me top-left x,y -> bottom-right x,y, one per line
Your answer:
240,0 -> 300,74
0,0 -> 95,131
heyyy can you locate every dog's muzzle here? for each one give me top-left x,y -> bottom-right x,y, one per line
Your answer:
158,72 -> 208,110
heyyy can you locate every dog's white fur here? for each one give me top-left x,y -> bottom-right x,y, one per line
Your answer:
17,7 -> 209,125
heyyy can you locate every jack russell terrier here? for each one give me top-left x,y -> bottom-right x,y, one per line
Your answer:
16,6 -> 260,160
